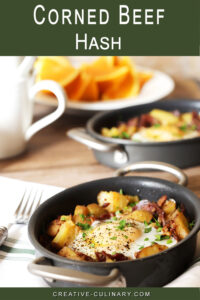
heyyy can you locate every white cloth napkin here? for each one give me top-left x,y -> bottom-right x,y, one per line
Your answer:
0,176 -> 199,287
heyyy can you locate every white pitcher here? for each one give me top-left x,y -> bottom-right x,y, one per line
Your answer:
0,56 -> 67,159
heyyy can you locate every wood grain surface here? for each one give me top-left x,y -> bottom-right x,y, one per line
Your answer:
0,77 -> 200,197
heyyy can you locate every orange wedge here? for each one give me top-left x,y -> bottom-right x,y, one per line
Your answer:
137,72 -> 153,89
65,72 -> 91,101
102,70 -> 140,100
80,78 -> 99,102
35,56 -> 79,87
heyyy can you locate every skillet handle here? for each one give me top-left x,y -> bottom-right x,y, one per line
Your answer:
115,161 -> 188,186
28,257 -> 121,286
67,127 -> 128,164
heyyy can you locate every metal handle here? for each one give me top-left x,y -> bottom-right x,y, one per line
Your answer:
0,226 -> 8,246
115,161 -> 188,186
67,128 -> 128,164
28,257 -> 120,286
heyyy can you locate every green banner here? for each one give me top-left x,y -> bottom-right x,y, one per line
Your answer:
0,0 -> 199,55
0,288 -> 200,300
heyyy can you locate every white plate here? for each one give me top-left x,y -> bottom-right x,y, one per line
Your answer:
35,67 -> 174,115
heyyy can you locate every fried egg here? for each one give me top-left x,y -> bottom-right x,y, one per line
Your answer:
69,218 -> 177,259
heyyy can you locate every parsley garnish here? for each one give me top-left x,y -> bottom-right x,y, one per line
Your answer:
91,243 -> 95,248
118,220 -> 126,230
144,237 -> 149,241
60,216 -> 67,221
110,236 -> 117,240
82,232 -> 87,240
129,202 -> 137,207
154,218 -> 161,228
119,189 -> 123,195
76,222 -> 91,230
121,132 -> 130,139
144,221 -> 149,227
144,227 -> 152,233
154,124 -> 161,128
139,246 -> 144,250
189,220 -> 195,229
155,235 -> 161,241
80,214 -> 85,221
167,239 -> 172,244
180,124 -> 187,131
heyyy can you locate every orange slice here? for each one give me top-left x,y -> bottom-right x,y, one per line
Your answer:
102,70 -> 140,100
80,78 -> 99,102
137,72 -> 153,89
65,72 -> 91,101
35,56 -> 79,87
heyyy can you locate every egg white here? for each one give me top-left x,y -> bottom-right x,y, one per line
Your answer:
69,217 -> 177,260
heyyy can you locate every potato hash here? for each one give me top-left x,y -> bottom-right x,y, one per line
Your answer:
40,190 -> 193,262
101,109 -> 200,142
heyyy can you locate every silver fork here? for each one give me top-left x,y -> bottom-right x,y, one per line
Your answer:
0,188 -> 43,246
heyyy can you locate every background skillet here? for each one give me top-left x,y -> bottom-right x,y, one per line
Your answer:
28,162 -> 200,287
68,99 -> 200,168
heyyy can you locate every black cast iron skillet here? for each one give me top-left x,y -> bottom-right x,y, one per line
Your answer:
28,162 -> 200,287
68,99 -> 200,169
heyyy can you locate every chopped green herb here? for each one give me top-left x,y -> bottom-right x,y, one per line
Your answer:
60,216 -> 67,221
112,135 -> 120,139
90,243 -> 95,248
139,246 -> 144,250
167,239 -> 172,244
191,124 -> 197,130
110,236 -> 117,240
129,202 -> 137,207
157,227 -> 162,232
155,235 -> 161,241
76,222 -> 91,230
118,220 -> 126,230
116,210 -> 122,215
144,227 -> 152,233
121,131 -> 130,139
144,238 -> 149,241
119,188 -> 123,195
144,221 -> 149,227
124,235 -> 128,239
154,124 -> 161,128
179,124 -> 187,131
112,252 -> 116,255
151,241 -> 156,245
82,232 -> 87,240
112,216 -> 117,221
189,220 -> 195,229
80,214 -> 85,221
161,235 -> 170,240
154,218 -> 161,228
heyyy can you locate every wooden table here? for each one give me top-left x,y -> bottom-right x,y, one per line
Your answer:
1,77 -> 200,197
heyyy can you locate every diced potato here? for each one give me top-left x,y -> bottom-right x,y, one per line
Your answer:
58,246 -> 84,261
163,200 -> 176,215
126,195 -> 139,203
52,220 -> 78,249
171,210 -> 190,240
87,203 -> 107,218
149,109 -> 178,125
97,191 -> 129,213
101,127 -> 119,138
74,205 -> 89,216
182,113 -> 192,124
47,219 -> 61,237
127,210 -> 153,223
135,243 -> 168,259
73,214 -> 91,225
